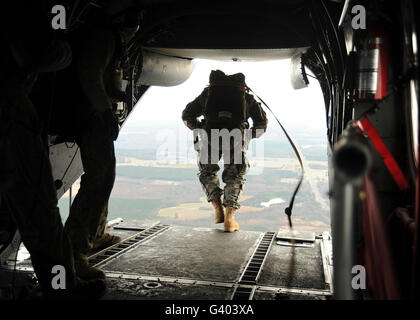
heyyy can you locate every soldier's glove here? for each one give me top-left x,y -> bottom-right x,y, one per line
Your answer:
251,125 -> 266,139
99,109 -> 120,141
185,119 -> 203,130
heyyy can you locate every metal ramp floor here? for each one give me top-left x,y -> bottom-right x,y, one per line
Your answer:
2,219 -> 333,300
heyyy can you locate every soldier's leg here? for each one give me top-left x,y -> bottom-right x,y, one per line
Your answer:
197,139 -> 223,202
222,150 -> 250,209
221,148 -> 249,232
65,121 -> 116,256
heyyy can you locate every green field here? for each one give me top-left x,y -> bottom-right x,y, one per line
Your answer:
58,198 -> 165,223
107,198 -> 164,220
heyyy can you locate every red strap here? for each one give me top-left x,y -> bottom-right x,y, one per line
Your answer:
357,116 -> 410,190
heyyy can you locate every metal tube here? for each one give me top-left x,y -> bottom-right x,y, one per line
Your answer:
331,181 -> 357,299
333,125 -> 372,184
331,123 -> 372,299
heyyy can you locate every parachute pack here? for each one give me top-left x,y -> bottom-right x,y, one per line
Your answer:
203,70 -> 248,130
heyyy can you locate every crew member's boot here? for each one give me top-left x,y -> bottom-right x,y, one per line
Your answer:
74,253 -> 106,280
92,233 -> 121,252
211,198 -> 225,223
224,207 -> 239,232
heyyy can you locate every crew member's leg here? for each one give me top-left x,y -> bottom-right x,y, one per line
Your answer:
90,203 -> 121,251
64,120 -> 116,278
0,95 -> 76,294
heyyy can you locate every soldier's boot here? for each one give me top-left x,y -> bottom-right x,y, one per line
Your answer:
224,207 -> 239,232
74,253 -> 106,280
92,233 -> 121,252
211,198 -> 225,224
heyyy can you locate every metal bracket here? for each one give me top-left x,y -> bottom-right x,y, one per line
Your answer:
276,230 -> 316,248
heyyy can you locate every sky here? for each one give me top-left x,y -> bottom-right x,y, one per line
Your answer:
121,58 -> 328,137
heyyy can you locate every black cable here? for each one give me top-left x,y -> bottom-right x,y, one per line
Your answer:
320,0 -> 346,78
306,74 -> 318,80
247,88 -> 305,229
60,146 -> 80,182
310,0 -> 345,143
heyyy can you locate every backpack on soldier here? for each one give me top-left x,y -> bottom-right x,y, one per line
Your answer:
203,70 -> 248,130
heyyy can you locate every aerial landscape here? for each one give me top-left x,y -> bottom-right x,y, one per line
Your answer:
58,122 -> 331,233
58,59 -> 331,233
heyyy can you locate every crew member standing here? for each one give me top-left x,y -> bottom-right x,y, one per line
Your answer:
0,1 -> 105,299
64,13 -> 139,280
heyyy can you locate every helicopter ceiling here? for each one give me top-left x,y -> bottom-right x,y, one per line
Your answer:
106,0 -> 343,53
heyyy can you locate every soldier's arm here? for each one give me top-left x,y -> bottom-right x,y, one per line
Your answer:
77,27 -> 115,113
247,94 -> 268,138
181,89 -> 207,130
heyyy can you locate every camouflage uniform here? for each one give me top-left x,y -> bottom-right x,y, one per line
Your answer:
0,1 -> 77,294
182,88 -> 267,209
64,25 -> 124,256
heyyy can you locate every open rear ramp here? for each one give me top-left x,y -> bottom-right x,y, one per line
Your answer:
1,219 -> 332,300
92,220 -> 333,300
